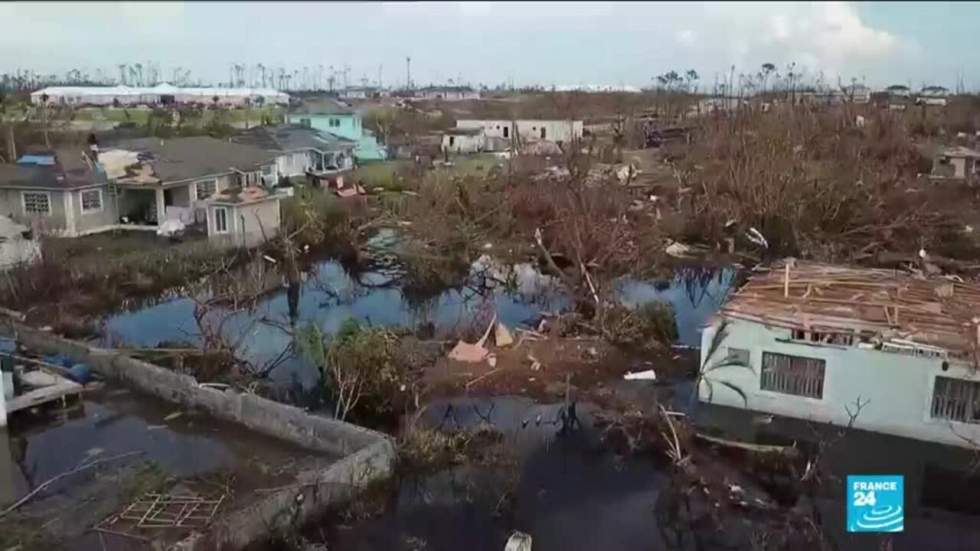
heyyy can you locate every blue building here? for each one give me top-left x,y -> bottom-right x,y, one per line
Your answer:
287,98 -> 386,161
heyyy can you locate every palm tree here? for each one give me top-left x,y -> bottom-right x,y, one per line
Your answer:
40,93 -> 50,148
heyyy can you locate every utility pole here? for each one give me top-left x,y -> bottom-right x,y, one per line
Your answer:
378,64 -> 383,89
406,56 -> 412,90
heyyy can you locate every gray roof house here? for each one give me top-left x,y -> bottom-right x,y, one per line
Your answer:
0,148 -> 115,237
98,136 -> 279,229
230,124 -> 357,180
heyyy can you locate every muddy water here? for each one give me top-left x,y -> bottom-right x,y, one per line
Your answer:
103,257 -> 734,396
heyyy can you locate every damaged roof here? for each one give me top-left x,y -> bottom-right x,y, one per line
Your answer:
717,260 -> 980,359
231,124 -> 356,153
290,98 -> 355,115
105,136 -> 278,184
0,149 -> 105,190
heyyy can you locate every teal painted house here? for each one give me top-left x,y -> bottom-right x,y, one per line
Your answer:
288,98 -> 387,161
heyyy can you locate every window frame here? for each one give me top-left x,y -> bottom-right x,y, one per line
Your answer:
22,191 -> 51,215
213,206 -> 229,234
760,351 -> 826,399
80,188 -> 103,213
931,376 -> 980,425
195,179 -> 217,200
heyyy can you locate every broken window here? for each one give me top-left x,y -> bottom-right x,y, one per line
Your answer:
23,191 -> 50,215
761,351 -> 825,399
196,180 -> 217,200
80,189 -> 102,212
213,207 -> 229,233
449,136 -> 455,147
931,376 -> 980,424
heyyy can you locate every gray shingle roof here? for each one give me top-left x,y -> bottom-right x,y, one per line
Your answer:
290,98 -> 355,115
106,136 -> 278,183
0,149 -> 104,190
231,124 -> 356,153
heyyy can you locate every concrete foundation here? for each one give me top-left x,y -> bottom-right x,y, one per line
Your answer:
6,322 -> 396,550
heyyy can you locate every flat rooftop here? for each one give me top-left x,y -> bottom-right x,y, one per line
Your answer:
718,260 -> 980,358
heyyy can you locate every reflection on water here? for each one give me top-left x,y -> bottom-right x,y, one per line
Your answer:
694,402 -> 980,550
104,256 -> 734,394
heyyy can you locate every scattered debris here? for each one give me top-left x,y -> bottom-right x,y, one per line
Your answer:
623,369 -> 657,381
504,531 -> 533,551
665,240 -> 692,258
97,491 -> 225,531
495,323 -> 515,348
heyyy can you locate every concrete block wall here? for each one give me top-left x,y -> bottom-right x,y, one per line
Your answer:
7,322 -> 396,549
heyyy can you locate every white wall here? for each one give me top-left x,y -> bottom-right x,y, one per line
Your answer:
441,133 -> 485,154
276,151 -> 311,178
456,120 -> 583,143
699,317 -> 980,448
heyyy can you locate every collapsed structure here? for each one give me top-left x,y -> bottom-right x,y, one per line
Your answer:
700,260 -> 980,448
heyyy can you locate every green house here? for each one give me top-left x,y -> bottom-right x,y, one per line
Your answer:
287,98 -> 387,161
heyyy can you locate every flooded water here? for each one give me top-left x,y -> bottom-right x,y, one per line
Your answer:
694,403 -> 980,551
102,251 -> 735,395
316,396 -> 672,551
1,384 -> 335,550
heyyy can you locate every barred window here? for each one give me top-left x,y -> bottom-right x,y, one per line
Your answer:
196,180 -> 217,200
80,189 -> 102,212
761,351 -> 825,399
23,192 -> 50,215
932,376 -> 980,424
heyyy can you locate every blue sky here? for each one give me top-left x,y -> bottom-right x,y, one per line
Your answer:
1,2 -> 977,90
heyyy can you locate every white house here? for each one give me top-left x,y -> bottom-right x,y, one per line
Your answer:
205,187 -> 284,248
699,260 -> 980,449
441,127 -> 487,154
455,119 -> 584,144
415,86 -> 481,101
917,86 -> 950,107
31,84 -> 289,107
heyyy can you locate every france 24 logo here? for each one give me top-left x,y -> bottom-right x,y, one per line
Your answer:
847,475 -> 904,533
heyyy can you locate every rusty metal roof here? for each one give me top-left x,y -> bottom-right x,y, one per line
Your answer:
718,260 -> 980,358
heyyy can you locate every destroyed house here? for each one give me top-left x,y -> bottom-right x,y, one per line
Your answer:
230,124 -> 356,180
931,146 -> 980,181
700,261 -> 980,448
100,136 -> 278,228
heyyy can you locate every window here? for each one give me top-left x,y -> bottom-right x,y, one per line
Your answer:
329,117 -> 341,127
449,136 -> 456,147
80,189 -> 102,212
931,376 -> 980,424
503,126 -> 509,138
23,191 -> 50,215
540,127 -> 547,139
196,179 -> 217,200
213,207 -> 229,233
761,351 -> 826,398
727,347 -> 750,366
